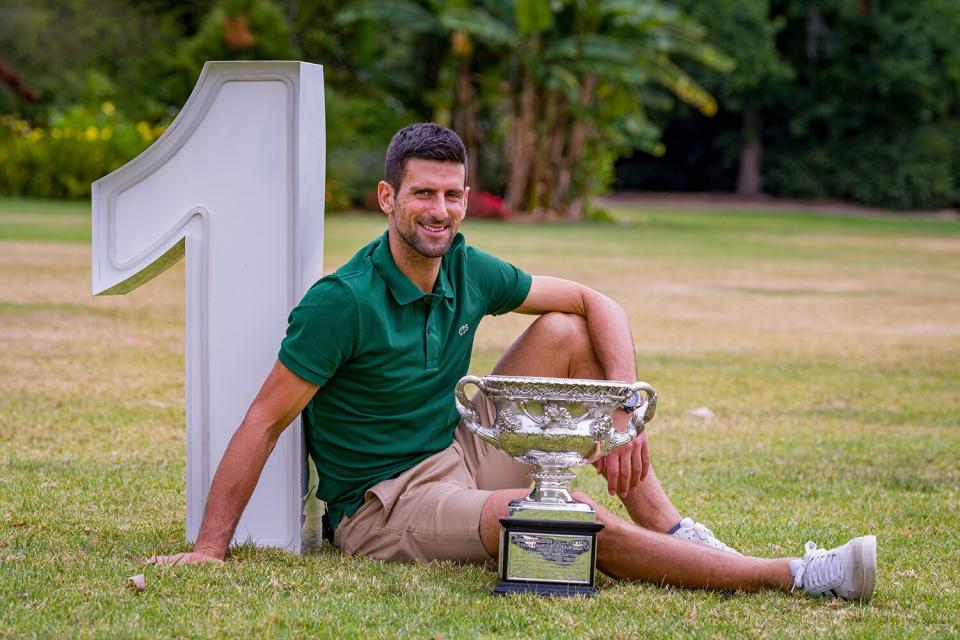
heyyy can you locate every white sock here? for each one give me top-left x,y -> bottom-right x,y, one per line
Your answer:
789,558 -> 803,581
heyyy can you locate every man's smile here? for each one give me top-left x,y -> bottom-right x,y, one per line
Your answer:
418,221 -> 451,238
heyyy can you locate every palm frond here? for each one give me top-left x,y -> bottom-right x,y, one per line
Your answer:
438,8 -> 517,47
545,34 -> 635,65
635,34 -> 735,72
335,0 -> 441,32
631,50 -> 717,115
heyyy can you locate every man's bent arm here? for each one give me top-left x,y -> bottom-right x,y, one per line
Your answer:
514,275 -> 648,496
514,275 -> 637,384
152,360 -> 318,564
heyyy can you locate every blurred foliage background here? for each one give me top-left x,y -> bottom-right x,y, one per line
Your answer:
1,0 -> 958,215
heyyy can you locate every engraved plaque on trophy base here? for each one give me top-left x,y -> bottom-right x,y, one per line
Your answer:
494,518 -> 604,597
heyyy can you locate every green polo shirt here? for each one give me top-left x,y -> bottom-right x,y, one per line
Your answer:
278,231 -> 532,527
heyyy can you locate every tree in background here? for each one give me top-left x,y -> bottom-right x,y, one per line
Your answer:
0,0 -> 739,214
0,0 -> 414,205
762,0 -> 960,209
0,0 -> 200,198
155,0 -> 298,110
338,0 -> 733,219
5,0 -> 957,211
0,0 -> 192,121
673,0 -> 793,196
624,0 -> 960,210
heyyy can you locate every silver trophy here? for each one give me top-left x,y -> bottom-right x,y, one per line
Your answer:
455,375 -> 657,596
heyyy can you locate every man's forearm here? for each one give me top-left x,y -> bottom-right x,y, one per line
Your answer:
582,290 -> 638,384
193,421 -> 281,558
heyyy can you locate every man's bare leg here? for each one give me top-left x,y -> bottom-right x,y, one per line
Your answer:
491,312 -> 681,532
478,489 -> 793,591
480,313 -> 876,599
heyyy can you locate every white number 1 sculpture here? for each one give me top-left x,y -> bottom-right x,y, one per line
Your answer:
92,61 -> 325,551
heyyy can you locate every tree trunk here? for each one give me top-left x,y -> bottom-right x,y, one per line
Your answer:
504,70 -> 537,213
527,93 -> 558,214
555,75 -> 596,218
454,53 -> 478,189
735,106 -> 763,197
544,101 -> 569,214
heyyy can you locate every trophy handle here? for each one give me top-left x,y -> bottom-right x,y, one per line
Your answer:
454,375 -> 499,445
626,381 -> 657,431
606,381 -> 657,451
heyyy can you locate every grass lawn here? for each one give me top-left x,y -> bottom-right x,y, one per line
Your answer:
1,197 -> 958,638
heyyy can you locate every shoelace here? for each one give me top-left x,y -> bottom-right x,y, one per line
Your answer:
691,522 -> 717,541
792,541 -> 842,593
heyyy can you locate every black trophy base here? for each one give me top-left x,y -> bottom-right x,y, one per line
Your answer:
494,517 -> 604,597
493,581 -> 598,597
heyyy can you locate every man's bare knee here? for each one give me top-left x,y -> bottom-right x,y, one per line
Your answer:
532,312 -> 588,345
530,313 -> 595,364
493,312 -> 598,378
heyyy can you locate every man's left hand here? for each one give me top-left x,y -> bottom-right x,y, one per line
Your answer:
594,411 -> 649,497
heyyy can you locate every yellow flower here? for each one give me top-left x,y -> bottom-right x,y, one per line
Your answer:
51,128 -> 62,140
27,129 -> 45,142
102,101 -> 116,116
136,121 -> 153,141
85,126 -> 98,141
100,127 -> 113,140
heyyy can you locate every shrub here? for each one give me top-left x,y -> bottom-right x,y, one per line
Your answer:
0,103 -> 162,199
323,87 -> 413,211
765,122 -> 960,211
467,191 -> 511,220
0,86 -> 408,206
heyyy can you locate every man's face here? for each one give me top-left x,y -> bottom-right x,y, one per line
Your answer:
378,158 -> 468,259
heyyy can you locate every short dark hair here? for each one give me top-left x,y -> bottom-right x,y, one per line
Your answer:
384,123 -> 467,190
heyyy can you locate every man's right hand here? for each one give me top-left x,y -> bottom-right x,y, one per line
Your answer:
148,549 -> 225,566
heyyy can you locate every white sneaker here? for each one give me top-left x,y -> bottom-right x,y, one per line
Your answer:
793,535 -> 877,603
672,517 -> 741,555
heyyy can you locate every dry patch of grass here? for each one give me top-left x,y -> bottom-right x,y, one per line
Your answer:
2,202 -> 959,638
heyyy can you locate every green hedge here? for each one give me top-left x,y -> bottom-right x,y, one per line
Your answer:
0,86 -> 409,208
765,122 -> 960,211
0,105 -> 159,199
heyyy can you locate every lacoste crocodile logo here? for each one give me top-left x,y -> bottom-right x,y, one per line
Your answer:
458,324 -> 469,336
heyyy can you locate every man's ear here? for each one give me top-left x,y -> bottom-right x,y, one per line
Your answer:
377,181 -> 394,214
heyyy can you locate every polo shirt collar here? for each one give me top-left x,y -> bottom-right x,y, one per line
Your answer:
371,231 -> 458,305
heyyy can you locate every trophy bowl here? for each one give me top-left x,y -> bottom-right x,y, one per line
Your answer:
455,375 -> 656,470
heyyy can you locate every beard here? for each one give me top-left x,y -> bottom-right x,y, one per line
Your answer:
401,225 -> 454,257
395,201 -> 458,258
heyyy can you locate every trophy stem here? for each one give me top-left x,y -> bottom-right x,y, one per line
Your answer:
506,466 -> 596,521
527,467 -> 577,504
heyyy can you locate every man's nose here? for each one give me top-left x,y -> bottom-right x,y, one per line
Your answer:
428,192 -> 450,217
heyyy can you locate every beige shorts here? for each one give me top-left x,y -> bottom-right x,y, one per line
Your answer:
333,395 -> 531,564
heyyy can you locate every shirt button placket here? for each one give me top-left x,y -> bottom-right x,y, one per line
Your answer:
425,296 -> 441,369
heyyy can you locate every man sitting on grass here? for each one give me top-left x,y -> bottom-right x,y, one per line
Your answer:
152,123 -> 877,602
